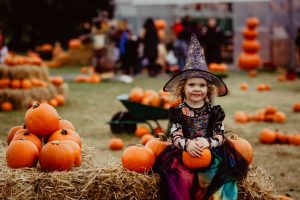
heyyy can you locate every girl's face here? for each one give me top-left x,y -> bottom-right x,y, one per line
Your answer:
184,78 -> 208,104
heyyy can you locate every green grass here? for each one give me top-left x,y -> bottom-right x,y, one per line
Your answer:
1,67 -> 300,198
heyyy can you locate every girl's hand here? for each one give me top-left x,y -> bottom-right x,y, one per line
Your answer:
186,140 -> 204,157
194,138 -> 210,149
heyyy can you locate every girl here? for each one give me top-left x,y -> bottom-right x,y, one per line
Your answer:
154,34 -> 248,200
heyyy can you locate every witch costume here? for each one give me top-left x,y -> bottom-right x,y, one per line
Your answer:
154,34 -> 249,200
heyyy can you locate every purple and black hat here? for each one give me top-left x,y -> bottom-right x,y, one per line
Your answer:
163,33 -> 228,96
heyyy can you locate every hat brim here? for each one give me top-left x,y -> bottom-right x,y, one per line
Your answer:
163,69 -> 228,96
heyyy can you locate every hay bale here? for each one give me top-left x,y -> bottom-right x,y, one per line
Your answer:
65,45 -> 93,66
0,142 -> 279,200
0,64 -> 49,81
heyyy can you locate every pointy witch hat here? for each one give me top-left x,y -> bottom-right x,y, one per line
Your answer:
163,33 -> 228,96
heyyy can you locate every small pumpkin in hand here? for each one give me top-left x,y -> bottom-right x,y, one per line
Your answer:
182,148 -> 211,169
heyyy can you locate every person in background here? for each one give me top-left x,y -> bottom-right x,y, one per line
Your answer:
142,18 -> 159,77
202,17 -> 225,65
0,23 -> 8,63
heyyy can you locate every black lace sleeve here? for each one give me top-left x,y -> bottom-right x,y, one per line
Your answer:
169,107 -> 190,150
206,105 -> 226,148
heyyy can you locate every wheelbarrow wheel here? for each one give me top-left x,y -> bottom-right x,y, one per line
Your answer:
110,111 -> 137,134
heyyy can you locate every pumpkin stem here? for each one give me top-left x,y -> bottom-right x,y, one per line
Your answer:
158,133 -> 167,141
61,129 -> 68,135
24,130 -> 30,135
32,102 -> 40,109
230,134 -> 239,140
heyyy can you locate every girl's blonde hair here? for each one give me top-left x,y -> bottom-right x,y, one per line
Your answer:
171,78 -> 216,103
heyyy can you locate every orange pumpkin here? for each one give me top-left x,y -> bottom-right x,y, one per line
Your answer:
6,125 -> 23,145
140,134 -> 155,145
182,148 -> 211,169
121,145 -> 155,173
278,194 -> 293,200
50,76 -> 64,86
68,39 -> 82,49
39,141 -> 75,171
240,82 -> 248,91
48,128 -> 82,147
293,102 -> 300,112
242,28 -> 257,40
59,119 -> 76,131
246,17 -> 260,29
62,140 -> 82,166
275,130 -> 288,144
12,130 -> 42,151
135,125 -> 151,137
6,139 -> 39,168
21,79 -> 32,89
272,112 -> 286,123
145,133 -> 171,157
25,102 -> 60,137
229,134 -> 253,165
238,53 -> 261,70
259,128 -> 276,144
10,79 -> 21,89
242,40 -> 260,53
54,94 -> 66,106
0,78 -> 11,89
1,101 -> 13,111
48,98 -> 59,107
234,111 -> 249,123
129,87 -> 144,103
109,138 -> 124,150
248,69 -> 258,77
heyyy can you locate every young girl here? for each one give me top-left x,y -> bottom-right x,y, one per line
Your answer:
154,34 -> 248,200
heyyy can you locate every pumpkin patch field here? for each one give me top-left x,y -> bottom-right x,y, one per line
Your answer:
0,67 -> 299,199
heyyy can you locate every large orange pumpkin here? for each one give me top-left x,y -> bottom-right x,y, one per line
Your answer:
229,134 -> 253,165
6,139 -> 39,168
25,102 -> 60,137
122,145 -> 155,173
182,148 -> 211,169
39,141 -> 75,171
48,129 -> 82,147
145,133 -> 171,157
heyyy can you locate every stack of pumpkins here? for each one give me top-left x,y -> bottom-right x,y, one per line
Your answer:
129,87 -> 181,110
6,102 -> 82,171
238,17 -> 262,70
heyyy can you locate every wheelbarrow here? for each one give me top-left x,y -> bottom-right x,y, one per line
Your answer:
108,94 -> 169,134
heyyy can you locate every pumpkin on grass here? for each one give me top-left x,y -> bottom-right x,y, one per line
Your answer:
145,133 -> 171,157
1,102 -> 13,111
109,138 -> 124,151
182,148 -> 211,169
229,134 -> 253,165
25,102 -> 60,137
122,145 -> 155,173
6,139 -> 39,168
259,128 -> 276,144
39,141 -> 75,171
